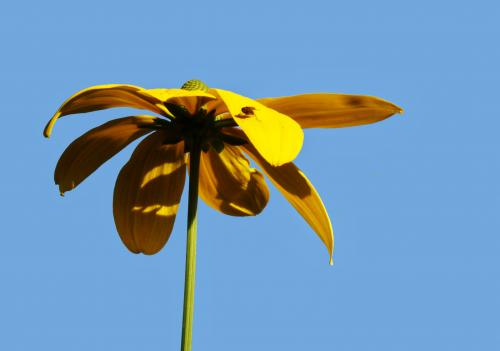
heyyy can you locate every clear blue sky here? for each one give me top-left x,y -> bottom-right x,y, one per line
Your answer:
1,0 -> 498,350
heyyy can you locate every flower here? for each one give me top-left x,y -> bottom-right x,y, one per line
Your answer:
44,80 -> 402,263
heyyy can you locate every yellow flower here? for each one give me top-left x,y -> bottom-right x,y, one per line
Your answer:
44,80 -> 402,263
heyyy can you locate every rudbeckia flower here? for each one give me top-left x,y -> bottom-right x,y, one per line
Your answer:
45,79 -> 402,351
44,80 -> 402,263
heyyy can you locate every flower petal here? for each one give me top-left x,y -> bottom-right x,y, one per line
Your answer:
206,88 -> 229,116
44,84 -> 170,137
198,145 -> 269,216
55,115 -> 161,195
228,129 -> 333,262
113,131 -> 186,255
146,88 -> 216,115
213,89 -> 304,166
258,93 -> 402,129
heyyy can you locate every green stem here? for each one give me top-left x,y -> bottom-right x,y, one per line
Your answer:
181,141 -> 201,351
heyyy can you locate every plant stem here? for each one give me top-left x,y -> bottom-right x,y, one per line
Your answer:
181,141 -> 201,351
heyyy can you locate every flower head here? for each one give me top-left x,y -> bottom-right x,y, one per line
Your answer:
45,80 -> 402,263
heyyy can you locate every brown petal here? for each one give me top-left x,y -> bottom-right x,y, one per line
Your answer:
55,116 -> 160,195
198,145 -> 269,216
44,84 -> 169,137
258,93 -> 402,129
226,129 -> 333,262
113,131 -> 186,254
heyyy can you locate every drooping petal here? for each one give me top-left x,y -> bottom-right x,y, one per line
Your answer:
43,84 -> 170,137
227,129 -> 333,262
144,88 -> 216,115
198,145 -> 269,216
213,89 -> 304,166
258,93 -> 402,129
55,115 -> 162,195
113,131 -> 186,255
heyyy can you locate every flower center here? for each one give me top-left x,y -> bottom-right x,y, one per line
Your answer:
168,107 -> 249,154
158,80 -> 245,153
181,79 -> 209,92
167,105 -> 244,153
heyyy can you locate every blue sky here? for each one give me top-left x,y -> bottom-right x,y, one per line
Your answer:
1,0 -> 498,350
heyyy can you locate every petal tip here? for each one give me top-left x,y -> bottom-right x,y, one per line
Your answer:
44,111 -> 61,138
126,247 -> 141,255
57,182 -> 73,196
43,125 -> 53,138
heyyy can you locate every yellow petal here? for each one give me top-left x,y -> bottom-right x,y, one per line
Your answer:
206,88 -> 229,116
258,93 -> 403,129
44,84 -> 170,137
113,131 -> 186,255
213,89 -> 304,166
145,88 -> 216,115
55,115 -> 160,195
227,129 -> 333,262
198,145 -> 269,216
